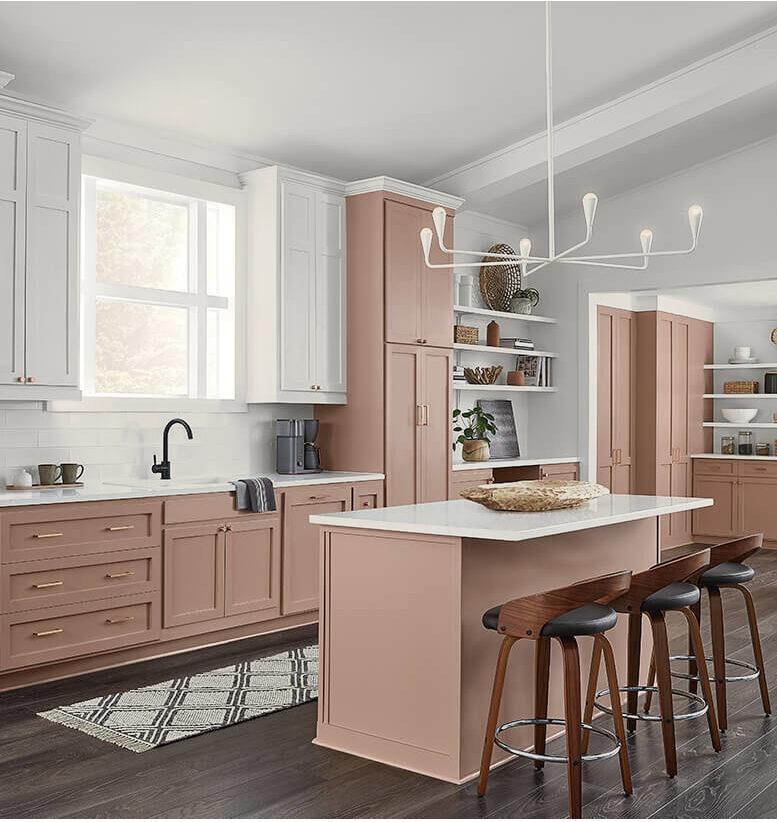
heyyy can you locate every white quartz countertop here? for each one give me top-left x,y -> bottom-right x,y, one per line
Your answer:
691,453 -> 777,461
452,457 -> 579,471
0,471 -> 384,508
310,494 -> 712,542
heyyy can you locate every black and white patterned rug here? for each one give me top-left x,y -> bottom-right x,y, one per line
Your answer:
37,644 -> 318,752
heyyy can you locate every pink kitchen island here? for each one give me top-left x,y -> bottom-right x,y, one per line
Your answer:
310,494 -> 712,784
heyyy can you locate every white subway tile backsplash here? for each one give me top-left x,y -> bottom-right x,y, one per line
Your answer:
0,430 -> 38,448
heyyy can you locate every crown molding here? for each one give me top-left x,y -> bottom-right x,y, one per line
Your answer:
0,91 -> 92,132
345,175 -> 465,210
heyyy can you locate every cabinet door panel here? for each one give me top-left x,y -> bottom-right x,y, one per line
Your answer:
596,310 -> 613,486
740,478 -> 777,542
25,123 -> 79,387
671,319 -> 690,458
419,209 -> 453,348
283,484 -> 350,615
0,114 -> 26,385
225,516 -> 281,618
385,344 -> 421,507
315,192 -> 347,393
280,181 -> 316,393
163,524 -> 225,627
384,200 -> 422,345
692,477 -> 738,538
420,346 -> 451,503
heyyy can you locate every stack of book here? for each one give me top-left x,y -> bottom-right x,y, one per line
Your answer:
516,354 -> 552,387
499,337 -> 534,351
453,364 -> 467,383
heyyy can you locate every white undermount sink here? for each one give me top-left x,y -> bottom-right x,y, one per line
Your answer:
104,477 -> 234,491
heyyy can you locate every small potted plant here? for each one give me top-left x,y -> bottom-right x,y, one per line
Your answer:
453,407 -> 497,462
510,287 -> 540,315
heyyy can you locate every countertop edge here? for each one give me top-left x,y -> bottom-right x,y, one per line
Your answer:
452,457 -> 580,471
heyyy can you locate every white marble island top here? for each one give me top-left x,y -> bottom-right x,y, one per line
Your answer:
310,494 -> 712,542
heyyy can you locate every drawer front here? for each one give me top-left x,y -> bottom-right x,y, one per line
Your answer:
1,501 -> 161,564
449,470 -> 493,499
2,547 -> 160,613
163,491 -> 286,524
1,592 -> 161,670
540,462 -> 580,480
353,481 -> 385,511
738,461 -> 777,479
692,459 -> 736,477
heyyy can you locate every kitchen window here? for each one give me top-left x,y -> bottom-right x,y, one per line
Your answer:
80,175 -> 237,402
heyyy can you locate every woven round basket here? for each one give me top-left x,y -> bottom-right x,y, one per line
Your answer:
479,244 -> 522,312
461,480 -> 610,512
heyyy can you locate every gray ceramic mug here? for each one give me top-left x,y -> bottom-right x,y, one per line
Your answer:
61,463 -> 84,484
38,464 -> 62,485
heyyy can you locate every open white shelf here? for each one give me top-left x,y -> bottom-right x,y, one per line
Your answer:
453,343 -> 558,358
453,383 -> 557,393
703,422 -> 777,428
704,362 -> 777,370
454,304 -> 557,324
704,394 -> 777,399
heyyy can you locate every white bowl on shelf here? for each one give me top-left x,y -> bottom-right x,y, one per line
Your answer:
721,408 -> 758,424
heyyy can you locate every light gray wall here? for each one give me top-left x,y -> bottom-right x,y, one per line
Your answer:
525,136 -> 777,477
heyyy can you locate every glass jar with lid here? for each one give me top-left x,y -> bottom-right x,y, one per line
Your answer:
738,430 -> 753,455
721,435 -> 735,455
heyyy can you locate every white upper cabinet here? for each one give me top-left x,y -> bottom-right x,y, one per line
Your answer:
243,166 -> 346,404
0,97 -> 88,398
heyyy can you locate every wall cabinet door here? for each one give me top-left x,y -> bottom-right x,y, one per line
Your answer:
25,123 -> 79,387
419,346 -> 451,504
224,516 -> 281,618
282,483 -> 351,615
163,523 -> 225,627
739,478 -> 777,543
314,191 -> 346,393
385,343 -> 421,507
692,476 -> 738,538
385,200 -> 452,349
0,114 -> 26,386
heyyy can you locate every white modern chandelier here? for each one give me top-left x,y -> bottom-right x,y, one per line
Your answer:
420,1 -> 703,277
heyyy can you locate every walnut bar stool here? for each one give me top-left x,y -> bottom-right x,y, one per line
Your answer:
584,550 -> 721,779
646,534 -> 771,731
477,571 -> 633,819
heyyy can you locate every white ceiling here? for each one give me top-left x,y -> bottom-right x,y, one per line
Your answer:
2,1 -> 777,187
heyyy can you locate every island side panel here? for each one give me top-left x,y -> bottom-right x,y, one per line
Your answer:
459,516 -> 658,780
316,526 -> 463,781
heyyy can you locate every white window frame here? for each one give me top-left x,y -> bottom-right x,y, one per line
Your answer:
50,156 -> 247,413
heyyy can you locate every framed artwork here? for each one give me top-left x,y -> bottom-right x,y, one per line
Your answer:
477,399 -> 520,459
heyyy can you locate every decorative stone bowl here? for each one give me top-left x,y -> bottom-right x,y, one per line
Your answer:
461,480 -> 610,511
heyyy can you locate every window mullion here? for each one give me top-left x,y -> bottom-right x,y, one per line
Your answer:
195,200 -> 208,398
81,176 -> 97,395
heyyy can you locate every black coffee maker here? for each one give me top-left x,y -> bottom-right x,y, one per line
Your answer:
276,419 -> 322,474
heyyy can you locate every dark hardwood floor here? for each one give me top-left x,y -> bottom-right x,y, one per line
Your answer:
3,553 -> 777,818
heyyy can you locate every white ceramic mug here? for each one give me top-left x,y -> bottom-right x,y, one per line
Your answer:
734,346 -> 752,360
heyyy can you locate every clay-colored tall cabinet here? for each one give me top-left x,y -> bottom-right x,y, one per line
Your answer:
316,182 -> 462,505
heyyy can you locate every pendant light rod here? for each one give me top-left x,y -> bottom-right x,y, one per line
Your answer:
545,0 -> 556,260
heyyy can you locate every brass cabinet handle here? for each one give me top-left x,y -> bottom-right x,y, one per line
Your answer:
423,404 -> 430,426
33,628 -> 63,637
27,376 -> 35,383
33,532 -> 63,539
218,525 -> 227,532
308,494 -> 328,501
107,525 -> 134,532
106,616 -> 135,625
32,580 -> 64,589
16,376 -> 24,383
225,525 -> 233,532
106,570 -> 135,579
416,405 -> 424,426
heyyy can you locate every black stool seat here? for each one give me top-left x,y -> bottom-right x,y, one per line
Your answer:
699,561 -> 755,587
482,603 -> 617,637
641,581 -> 700,613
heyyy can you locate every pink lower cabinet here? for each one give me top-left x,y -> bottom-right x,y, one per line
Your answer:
740,477 -> 777,544
352,480 -> 385,511
163,513 -> 281,629
692,475 -> 739,538
449,469 -> 493,500
282,484 -> 351,615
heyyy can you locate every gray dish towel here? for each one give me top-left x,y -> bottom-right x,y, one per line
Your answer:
234,477 -> 277,512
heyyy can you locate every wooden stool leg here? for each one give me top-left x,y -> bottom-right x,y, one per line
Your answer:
649,612 -> 678,777
534,636 -> 551,769
598,634 -> 633,796
559,637 -> 583,819
707,586 -> 728,731
688,600 -> 701,695
478,636 -> 518,796
626,612 -> 642,733
582,635 -> 602,754
682,606 -> 722,752
644,650 -> 656,712
735,583 -> 772,716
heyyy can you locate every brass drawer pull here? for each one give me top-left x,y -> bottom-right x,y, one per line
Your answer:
106,570 -> 135,579
108,525 -> 135,532
33,532 -> 63,539
32,580 -> 64,589
33,628 -> 63,637
106,616 -> 135,625
308,495 -> 328,501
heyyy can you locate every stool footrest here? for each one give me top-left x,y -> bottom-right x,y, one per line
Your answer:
594,685 -> 708,723
668,653 -> 760,683
494,717 -> 621,765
